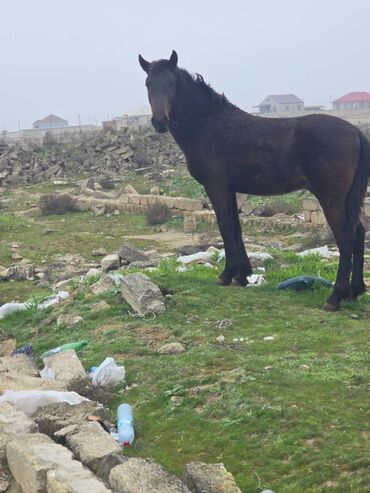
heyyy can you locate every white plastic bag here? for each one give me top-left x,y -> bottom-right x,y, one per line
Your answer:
0,390 -> 89,416
92,357 -> 125,387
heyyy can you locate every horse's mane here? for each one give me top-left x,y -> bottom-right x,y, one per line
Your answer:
178,68 -> 231,110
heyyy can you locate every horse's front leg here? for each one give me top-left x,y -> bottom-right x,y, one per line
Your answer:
205,184 -> 252,286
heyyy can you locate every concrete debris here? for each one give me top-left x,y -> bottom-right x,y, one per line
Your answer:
183,461 -> 242,493
121,272 -> 166,315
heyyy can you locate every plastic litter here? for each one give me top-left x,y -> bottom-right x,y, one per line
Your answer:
0,291 -> 70,320
277,275 -> 333,291
117,403 -> 134,446
12,344 -> 33,356
0,390 -> 89,416
297,245 -> 334,259
247,274 -> 265,286
41,340 -> 88,359
92,357 -> 125,387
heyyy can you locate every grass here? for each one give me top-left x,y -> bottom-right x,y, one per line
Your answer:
1,253 -> 369,492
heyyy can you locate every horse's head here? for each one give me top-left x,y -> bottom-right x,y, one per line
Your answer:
138,50 -> 178,133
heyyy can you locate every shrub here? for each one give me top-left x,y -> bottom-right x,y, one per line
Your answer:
145,204 -> 172,225
39,193 -> 77,215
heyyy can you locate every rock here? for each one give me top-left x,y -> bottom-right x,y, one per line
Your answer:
6,263 -> 35,281
117,243 -> 149,263
122,184 -> 138,194
121,273 -> 166,315
57,314 -> 83,327
150,186 -> 160,195
91,301 -> 110,313
0,355 -> 38,377
32,401 -> 105,436
0,332 -> 16,356
183,216 -> 196,234
0,374 -> 66,394
41,350 -> 87,390
91,275 -> 115,295
101,254 -> 121,272
85,268 -> 101,279
0,402 -> 38,473
109,458 -> 191,493
11,252 -> 23,261
158,342 -> 185,355
6,433 -> 74,493
63,421 -> 121,476
47,460 -> 111,493
92,248 -> 108,257
183,462 -> 242,493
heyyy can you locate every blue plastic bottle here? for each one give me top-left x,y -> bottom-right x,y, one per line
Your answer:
117,403 -> 134,446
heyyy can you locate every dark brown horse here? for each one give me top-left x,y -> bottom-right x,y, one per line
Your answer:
139,51 -> 370,310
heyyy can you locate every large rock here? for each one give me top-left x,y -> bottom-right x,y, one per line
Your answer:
109,458 -> 191,493
6,433 -> 74,493
0,355 -> 38,377
0,402 -> 38,473
41,350 -> 87,390
117,243 -> 148,263
101,254 -> 120,272
158,342 -> 185,355
183,462 -> 242,493
63,421 -> 121,475
0,374 -> 66,394
32,400 -> 105,436
91,275 -> 116,295
47,460 -> 111,493
120,273 -> 165,315
0,332 -> 16,356
6,263 -> 35,281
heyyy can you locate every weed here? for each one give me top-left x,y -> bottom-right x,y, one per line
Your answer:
39,193 -> 77,215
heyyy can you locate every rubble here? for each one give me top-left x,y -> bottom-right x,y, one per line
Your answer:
183,462 -> 242,493
120,273 -> 166,315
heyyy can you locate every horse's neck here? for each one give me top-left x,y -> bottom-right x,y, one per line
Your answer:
169,76 -> 215,151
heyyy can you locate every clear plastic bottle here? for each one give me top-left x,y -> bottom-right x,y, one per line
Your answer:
117,403 -> 134,446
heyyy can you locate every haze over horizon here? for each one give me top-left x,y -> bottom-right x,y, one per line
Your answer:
1,0 -> 370,131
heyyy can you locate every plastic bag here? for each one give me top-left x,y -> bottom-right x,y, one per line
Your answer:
0,390 -> 89,416
92,357 -> 125,387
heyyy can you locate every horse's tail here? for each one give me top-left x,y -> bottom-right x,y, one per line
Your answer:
346,131 -> 370,229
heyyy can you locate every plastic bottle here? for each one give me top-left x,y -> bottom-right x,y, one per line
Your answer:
117,403 -> 134,446
41,340 -> 88,358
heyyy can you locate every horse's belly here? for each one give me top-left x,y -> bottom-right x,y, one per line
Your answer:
232,166 -> 306,195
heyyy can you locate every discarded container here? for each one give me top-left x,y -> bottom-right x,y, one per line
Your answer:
117,403 -> 134,446
92,357 -> 125,387
277,275 -> 332,291
12,344 -> 33,356
0,291 -> 69,320
41,340 -> 88,359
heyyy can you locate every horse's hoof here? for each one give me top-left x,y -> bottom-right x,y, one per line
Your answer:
217,277 -> 232,286
322,302 -> 340,312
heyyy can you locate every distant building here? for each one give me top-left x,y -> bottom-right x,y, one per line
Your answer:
333,92 -> 370,110
258,94 -> 304,114
105,106 -> 152,130
32,114 -> 68,129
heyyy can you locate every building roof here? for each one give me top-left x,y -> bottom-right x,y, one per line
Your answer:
333,92 -> 370,104
261,94 -> 304,105
33,114 -> 68,126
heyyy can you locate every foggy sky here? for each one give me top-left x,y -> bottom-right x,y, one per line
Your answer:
1,0 -> 370,131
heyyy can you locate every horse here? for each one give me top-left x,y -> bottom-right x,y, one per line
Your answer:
139,50 -> 370,311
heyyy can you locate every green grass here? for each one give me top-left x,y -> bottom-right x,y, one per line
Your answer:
1,254 -> 369,492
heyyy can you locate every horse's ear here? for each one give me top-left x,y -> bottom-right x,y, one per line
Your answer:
169,50 -> 178,70
139,54 -> 150,73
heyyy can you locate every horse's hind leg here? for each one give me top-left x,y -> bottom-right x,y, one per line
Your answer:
318,200 -> 356,310
351,221 -> 366,298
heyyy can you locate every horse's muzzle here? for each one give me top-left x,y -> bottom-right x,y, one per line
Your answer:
151,117 -> 169,134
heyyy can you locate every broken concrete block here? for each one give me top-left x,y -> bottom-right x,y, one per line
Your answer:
0,374 -> 66,394
32,400 -> 105,436
0,355 -> 38,377
47,461 -> 111,493
41,350 -> 87,390
183,462 -> 242,493
109,458 -> 191,493
121,273 -> 165,315
0,401 -> 38,472
63,421 -> 121,474
6,433 -> 74,493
